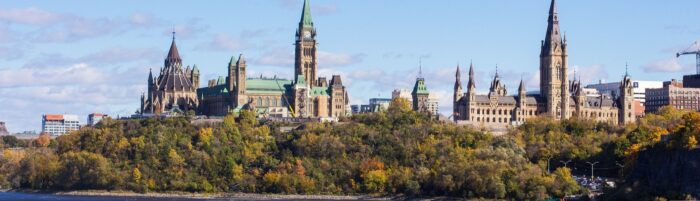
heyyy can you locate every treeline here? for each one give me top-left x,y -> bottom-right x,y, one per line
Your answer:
0,99 -> 693,199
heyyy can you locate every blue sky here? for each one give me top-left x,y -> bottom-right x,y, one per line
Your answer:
0,0 -> 699,132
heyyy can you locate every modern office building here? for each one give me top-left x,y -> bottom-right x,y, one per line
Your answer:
42,114 -> 80,136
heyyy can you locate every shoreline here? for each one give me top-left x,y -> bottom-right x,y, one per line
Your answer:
3,189 -> 392,200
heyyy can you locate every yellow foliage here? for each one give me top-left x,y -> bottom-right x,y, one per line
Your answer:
34,133 -> 51,147
2,149 -> 26,165
388,97 -> 412,113
132,168 -> 142,184
231,163 -> 244,182
117,137 -> 130,151
625,143 -> 641,156
263,172 -> 281,185
686,135 -> 698,150
198,127 -> 213,146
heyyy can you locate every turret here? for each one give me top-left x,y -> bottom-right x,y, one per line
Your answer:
518,79 -> 527,107
147,68 -> 154,95
466,62 -> 476,100
227,56 -> 236,92
454,65 -> 463,105
619,68 -> 635,125
235,54 -> 248,107
191,64 -> 200,89
488,66 -> 507,97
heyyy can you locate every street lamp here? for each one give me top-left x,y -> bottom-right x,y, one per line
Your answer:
560,159 -> 573,168
586,161 -> 599,178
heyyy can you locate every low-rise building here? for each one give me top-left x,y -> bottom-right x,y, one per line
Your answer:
392,89 -> 411,103
42,114 -> 80,136
88,113 -> 108,126
586,80 -> 663,115
645,79 -> 700,113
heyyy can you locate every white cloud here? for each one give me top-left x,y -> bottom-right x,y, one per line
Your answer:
570,64 -> 609,84
0,8 -> 60,25
197,33 -> 243,52
255,48 -> 294,66
642,58 -> 684,73
318,51 -> 364,67
0,63 -> 146,132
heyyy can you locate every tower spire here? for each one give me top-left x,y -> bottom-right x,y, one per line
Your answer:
300,0 -> 313,28
542,0 -> 562,56
164,32 -> 182,69
418,57 -> 423,78
625,62 -> 629,76
467,62 -> 475,89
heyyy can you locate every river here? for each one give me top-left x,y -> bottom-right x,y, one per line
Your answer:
0,192 -> 369,201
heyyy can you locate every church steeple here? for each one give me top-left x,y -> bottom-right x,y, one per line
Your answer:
454,64 -> 462,106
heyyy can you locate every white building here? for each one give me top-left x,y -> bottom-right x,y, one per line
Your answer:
586,80 -> 663,108
392,89 -> 411,103
427,94 -> 439,116
42,114 -> 80,136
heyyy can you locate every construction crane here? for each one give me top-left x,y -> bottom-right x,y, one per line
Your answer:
677,41 -> 700,74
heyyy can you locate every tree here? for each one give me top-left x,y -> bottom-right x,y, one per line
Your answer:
388,97 -> 411,114
56,151 -> 115,189
16,149 -> 60,189
34,133 -> 51,148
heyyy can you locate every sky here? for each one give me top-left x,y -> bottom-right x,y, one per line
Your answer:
0,0 -> 699,133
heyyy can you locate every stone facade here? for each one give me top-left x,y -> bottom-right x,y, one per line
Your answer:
453,0 -> 635,126
194,0 -> 348,118
141,36 -> 200,115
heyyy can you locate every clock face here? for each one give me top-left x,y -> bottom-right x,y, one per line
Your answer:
303,31 -> 311,38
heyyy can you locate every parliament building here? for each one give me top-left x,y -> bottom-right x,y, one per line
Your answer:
453,0 -> 635,126
141,0 -> 348,118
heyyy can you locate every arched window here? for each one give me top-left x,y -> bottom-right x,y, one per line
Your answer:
265,97 -> 270,106
272,98 -> 278,106
256,97 -> 262,106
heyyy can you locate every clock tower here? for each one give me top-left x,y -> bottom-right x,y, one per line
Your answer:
295,0 -> 318,86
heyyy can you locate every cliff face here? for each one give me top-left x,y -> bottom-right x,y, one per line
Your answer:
625,146 -> 700,198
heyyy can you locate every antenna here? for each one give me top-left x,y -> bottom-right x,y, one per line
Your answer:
418,57 -> 423,78
625,62 -> 629,76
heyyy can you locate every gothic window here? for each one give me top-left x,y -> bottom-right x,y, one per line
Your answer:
556,63 -> 562,80
272,98 -> 278,106
265,97 -> 270,106
257,97 -> 262,106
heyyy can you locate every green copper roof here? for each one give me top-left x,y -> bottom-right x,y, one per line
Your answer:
246,78 -> 293,95
192,64 -> 199,73
198,84 -> 229,97
310,87 -> 329,97
217,76 -> 226,85
412,78 -> 429,95
300,0 -> 313,28
295,75 -> 307,85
